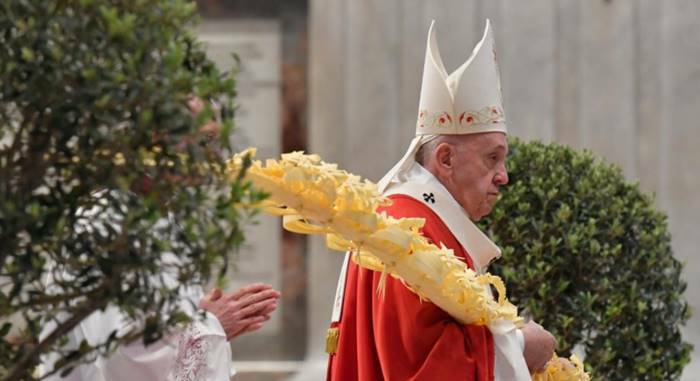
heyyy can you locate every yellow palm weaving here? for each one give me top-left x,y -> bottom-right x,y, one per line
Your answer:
227,149 -> 590,381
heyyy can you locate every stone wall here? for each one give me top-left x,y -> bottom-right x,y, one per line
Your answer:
306,0 -> 700,379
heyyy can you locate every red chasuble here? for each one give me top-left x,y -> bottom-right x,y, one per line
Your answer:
327,194 -> 495,381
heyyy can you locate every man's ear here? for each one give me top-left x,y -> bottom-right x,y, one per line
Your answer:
433,143 -> 454,177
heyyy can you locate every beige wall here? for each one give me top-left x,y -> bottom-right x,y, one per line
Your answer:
306,0 -> 700,379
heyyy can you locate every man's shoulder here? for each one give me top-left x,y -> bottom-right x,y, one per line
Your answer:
379,194 -> 464,255
379,194 -> 448,232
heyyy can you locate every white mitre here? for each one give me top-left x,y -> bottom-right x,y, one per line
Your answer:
377,19 -> 507,193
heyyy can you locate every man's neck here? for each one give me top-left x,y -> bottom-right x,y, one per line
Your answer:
419,163 -> 476,221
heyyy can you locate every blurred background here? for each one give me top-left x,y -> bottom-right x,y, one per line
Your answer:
193,1 -> 700,380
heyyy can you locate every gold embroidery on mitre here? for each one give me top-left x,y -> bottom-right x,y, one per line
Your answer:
417,106 -> 505,129
458,106 -> 505,126
417,110 -> 453,129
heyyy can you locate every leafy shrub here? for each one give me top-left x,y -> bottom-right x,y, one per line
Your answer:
480,139 -> 692,380
0,1 -> 259,379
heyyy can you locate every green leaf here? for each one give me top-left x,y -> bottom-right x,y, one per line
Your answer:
21,47 -> 35,62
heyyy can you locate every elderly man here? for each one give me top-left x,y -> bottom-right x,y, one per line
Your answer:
326,21 -> 556,380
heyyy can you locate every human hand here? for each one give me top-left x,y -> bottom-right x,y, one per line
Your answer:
224,284 -> 279,335
551,356 -> 574,370
199,283 -> 280,341
521,321 -> 557,373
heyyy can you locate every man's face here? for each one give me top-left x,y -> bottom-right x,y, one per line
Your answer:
443,132 -> 509,220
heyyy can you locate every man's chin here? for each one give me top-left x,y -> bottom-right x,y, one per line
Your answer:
476,205 -> 495,220
469,210 -> 485,222
464,202 -> 493,221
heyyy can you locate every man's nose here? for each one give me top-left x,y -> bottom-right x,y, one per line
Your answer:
495,164 -> 508,186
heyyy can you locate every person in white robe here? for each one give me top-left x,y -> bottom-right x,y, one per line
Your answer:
41,257 -> 279,381
39,97 -> 280,380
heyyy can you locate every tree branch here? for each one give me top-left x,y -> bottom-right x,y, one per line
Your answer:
2,296 -> 106,381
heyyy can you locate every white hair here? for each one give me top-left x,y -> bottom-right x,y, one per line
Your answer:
415,134 -> 471,165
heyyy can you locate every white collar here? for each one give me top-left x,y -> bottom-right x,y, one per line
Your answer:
383,163 -> 501,271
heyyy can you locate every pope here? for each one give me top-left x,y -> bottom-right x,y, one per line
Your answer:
326,20 -> 556,381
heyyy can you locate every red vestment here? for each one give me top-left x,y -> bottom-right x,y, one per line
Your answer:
327,194 -> 495,381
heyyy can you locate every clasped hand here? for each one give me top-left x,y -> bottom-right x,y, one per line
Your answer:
199,283 -> 281,341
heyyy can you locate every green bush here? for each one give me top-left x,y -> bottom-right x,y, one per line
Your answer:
0,1 -> 259,379
480,139 -> 692,380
